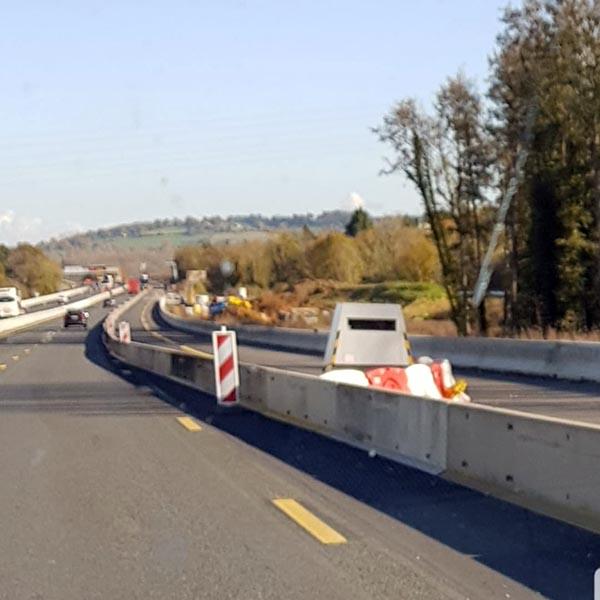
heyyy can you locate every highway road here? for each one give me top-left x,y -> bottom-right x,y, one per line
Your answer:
0,299 -> 599,599
126,294 -> 600,426
1,288 -> 94,321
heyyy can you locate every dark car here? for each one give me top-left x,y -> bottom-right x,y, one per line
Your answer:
64,309 -> 89,329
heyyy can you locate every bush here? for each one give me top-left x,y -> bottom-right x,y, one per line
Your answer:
307,233 -> 364,284
356,220 -> 439,282
6,244 -> 61,296
174,221 -> 440,292
267,233 -> 307,284
348,281 -> 445,305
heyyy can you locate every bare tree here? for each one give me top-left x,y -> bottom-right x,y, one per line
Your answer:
375,75 -> 492,335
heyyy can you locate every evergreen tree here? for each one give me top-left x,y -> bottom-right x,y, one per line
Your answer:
345,208 -> 373,237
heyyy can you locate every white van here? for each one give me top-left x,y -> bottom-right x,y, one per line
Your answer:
0,287 -> 22,318
100,274 -> 114,291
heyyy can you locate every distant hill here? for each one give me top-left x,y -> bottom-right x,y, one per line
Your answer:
40,210 -> 420,277
40,210 -> 376,255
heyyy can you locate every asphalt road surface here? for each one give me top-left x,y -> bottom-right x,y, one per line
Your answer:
1,300 -> 599,599
126,294 -> 600,426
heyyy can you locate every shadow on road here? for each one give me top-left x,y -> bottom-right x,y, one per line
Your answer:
90,321 -> 600,600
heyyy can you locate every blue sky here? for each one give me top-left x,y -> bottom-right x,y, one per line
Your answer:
1,0 -> 508,243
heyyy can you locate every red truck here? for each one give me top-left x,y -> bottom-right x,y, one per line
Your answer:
127,277 -> 141,295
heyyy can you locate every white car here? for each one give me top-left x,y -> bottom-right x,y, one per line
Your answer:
165,292 -> 182,305
0,295 -> 21,318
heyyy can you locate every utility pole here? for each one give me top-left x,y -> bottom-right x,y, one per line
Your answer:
472,104 -> 537,309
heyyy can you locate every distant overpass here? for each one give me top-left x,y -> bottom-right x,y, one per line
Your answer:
63,263 -> 123,283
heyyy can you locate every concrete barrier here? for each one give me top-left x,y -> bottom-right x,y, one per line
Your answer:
21,286 -> 90,309
106,295 -> 212,391
411,336 -> 600,382
159,301 -> 600,383
158,299 -> 327,354
446,402 -> 600,531
239,363 -> 447,473
105,309 -> 448,474
103,289 -> 149,341
106,299 -> 600,531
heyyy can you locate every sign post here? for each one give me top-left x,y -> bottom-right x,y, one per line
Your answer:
212,327 -> 240,405
472,103 -> 537,307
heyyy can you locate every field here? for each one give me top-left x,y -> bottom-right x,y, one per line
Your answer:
108,229 -> 274,250
311,281 -> 455,334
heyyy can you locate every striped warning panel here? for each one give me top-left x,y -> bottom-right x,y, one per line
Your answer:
212,329 -> 239,405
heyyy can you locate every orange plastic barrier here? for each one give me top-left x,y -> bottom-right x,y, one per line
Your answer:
428,358 -> 469,401
365,367 -> 409,393
366,361 -> 470,402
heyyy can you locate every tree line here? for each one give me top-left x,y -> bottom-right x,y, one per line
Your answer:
174,217 -> 438,294
377,0 -> 600,336
41,210 -> 363,254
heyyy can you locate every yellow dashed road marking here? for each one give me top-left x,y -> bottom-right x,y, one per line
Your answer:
176,416 -> 202,432
140,299 -> 154,331
23,348 -> 31,354
140,296 -> 202,352
150,331 -> 172,344
180,345 -> 213,359
140,298 -> 177,346
272,498 -> 347,545
11,355 -> 19,361
0,364 -> 6,371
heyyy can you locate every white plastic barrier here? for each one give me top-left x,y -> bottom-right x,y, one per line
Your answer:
0,287 -> 125,339
21,286 -> 90,309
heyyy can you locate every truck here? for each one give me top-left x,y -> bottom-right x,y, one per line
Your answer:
0,287 -> 22,318
127,277 -> 141,295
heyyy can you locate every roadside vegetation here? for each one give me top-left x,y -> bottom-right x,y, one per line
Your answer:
175,217 -> 438,290
377,0 -> 600,337
173,1 -> 600,340
0,244 -> 62,297
40,210 -> 355,255
173,216 -> 453,333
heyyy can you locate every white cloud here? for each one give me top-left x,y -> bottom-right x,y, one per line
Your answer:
0,210 -> 15,227
0,210 -> 45,245
348,192 -> 365,210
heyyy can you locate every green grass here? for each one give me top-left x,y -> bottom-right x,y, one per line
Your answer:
339,281 -> 446,306
138,227 -> 187,237
107,230 -> 273,250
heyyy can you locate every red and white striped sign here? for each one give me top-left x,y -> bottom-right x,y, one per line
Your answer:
212,328 -> 239,405
118,321 -> 131,344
